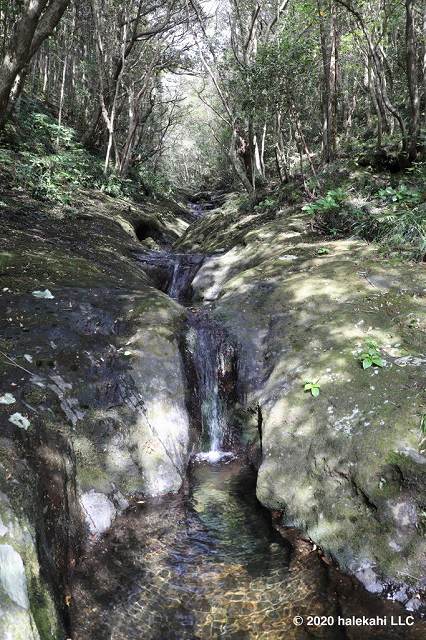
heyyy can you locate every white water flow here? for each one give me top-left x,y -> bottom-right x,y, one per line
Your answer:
135,197 -> 234,460
168,258 -> 180,299
188,318 -> 235,463
167,253 -> 204,303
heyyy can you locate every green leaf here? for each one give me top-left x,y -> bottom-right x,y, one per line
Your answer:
311,386 -> 320,397
362,358 -> 372,369
372,356 -> 384,367
304,382 -> 313,391
365,338 -> 378,349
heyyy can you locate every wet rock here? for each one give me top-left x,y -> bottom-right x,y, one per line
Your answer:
350,560 -> 385,595
0,194 -> 194,636
81,490 -> 116,536
0,544 -> 29,608
177,194 -> 426,603
0,492 -> 60,639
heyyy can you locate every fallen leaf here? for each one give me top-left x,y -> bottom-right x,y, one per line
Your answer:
0,393 -> 16,405
32,289 -> 55,299
8,412 -> 31,430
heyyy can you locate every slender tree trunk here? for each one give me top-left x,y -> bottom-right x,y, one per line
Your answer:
406,0 -> 420,160
336,0 -> 407,151
260,121 -> 267,177
366,56 -> 383,148
6,65 -> 29,119
56,53 -> 68,147
274,145 -> 285,183
423,0 -> 426,134
274,111 -> 289,182
229,125 -> 254,193
317,0 -> 337,162
294,109 -> 317,178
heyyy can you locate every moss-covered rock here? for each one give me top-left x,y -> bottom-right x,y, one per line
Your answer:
0,191 -> 193,637
179,195 -> 426,601
0,492 -> 60,640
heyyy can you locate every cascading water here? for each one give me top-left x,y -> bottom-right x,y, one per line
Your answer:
168,258 -> 181,299
134,251 -> 203,303
185,312 -> 238,461
72,197 -> 426,640
167,253 -> 204,302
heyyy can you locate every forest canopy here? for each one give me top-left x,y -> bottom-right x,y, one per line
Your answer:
0,0 -> 424,196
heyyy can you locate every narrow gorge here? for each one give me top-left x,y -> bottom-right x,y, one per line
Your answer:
1,1 -> 426,637
70,196 -> 426,639
1,192 -> 425,640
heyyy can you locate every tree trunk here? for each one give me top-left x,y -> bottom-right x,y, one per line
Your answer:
317,0 -> 337,163
56,53 -> 68,147
229,126 -> 254,194
405,0 -> 420,160
0,0 -> 70,126
336,0 -> 407,151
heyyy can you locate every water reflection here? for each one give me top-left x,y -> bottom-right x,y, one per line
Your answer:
72,461 -> 425,639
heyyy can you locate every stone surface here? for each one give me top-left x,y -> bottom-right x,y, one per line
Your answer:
0,492 -> 58,640
176,194 -> 426,602
80,491 -> 116,536
0,191 -> 194,636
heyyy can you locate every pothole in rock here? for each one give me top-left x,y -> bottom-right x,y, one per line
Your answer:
133,219 -> 167,243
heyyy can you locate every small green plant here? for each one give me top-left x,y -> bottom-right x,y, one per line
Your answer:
302,188 -> 348,215
359,338 -> 385,369
304,380 -> 321,397
254,195 -> 278,213
317,247 -> 330,255
377,184 -> 422,206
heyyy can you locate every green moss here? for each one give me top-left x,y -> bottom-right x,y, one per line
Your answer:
76,464 -> 111,494
387,451 -> 426,485
28,576 -> 61,640
23,387 -> 47,405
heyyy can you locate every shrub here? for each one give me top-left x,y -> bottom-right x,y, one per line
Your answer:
306,174 -> 426,261
302,188 -> 348,216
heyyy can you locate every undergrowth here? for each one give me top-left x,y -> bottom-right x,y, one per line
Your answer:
0,98 -> 170,206
307,171 -> 426,262
246,159 -> 426,262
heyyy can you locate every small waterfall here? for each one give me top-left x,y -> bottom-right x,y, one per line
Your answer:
185,313 -> 238,461
167,254 -> 204,302
133,206 -> 238,461
168,258 -> 181,299
134,251 -> 203,302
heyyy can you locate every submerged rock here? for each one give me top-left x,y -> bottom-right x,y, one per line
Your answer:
80,490 -> 116,536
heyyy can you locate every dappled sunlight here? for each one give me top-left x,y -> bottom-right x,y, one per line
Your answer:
180,196 -> 426,602
1,0 -> 425,634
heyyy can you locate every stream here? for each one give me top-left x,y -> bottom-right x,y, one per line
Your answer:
71,201 -> 425,640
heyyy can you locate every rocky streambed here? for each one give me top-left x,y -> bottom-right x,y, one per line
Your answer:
0,189 -> 425,639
